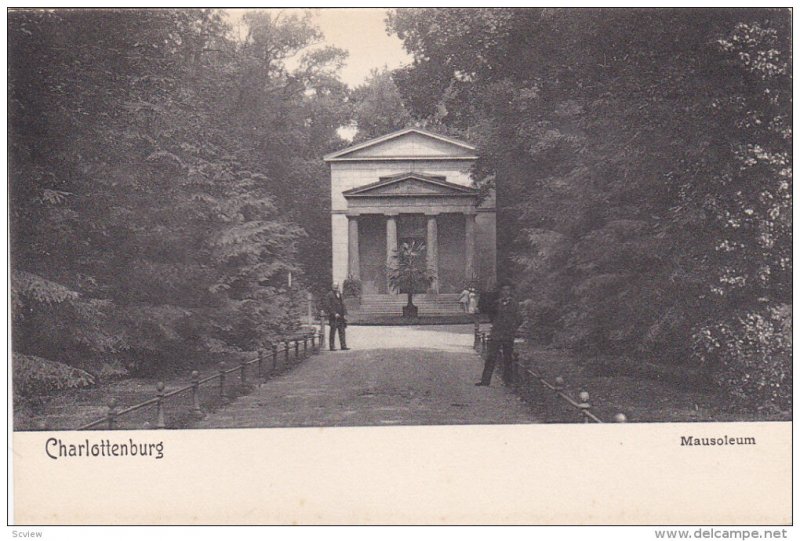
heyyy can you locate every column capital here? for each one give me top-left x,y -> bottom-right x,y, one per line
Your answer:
385,212 -> 399,217
424,210 -> 441,217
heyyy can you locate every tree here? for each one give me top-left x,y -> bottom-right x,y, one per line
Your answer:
8,9 -> 350,393
224,10 -> 351,295
350,68 -> 413,142
388,8 -> 792,410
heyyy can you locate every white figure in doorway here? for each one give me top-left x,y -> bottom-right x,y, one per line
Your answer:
467,287 -> 479,315
458,287 -> 470,313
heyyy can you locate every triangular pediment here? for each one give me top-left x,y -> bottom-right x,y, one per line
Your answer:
324,128 -> 477,162
343,173 -> 479,198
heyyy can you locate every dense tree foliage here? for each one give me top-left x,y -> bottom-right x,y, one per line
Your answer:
9,9 -> 349,390
388,8 -> 791,410
9,8 -> 792,414
349,68 -> 412,142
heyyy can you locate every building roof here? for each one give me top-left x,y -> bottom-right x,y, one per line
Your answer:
323,127 -> 478,162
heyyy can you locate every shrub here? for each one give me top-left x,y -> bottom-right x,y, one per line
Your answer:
692,305 -> 792,412
521,298 -> 560,344
96,361 -> 129,382
342,276 -> 362,298
13,353 -> 95,397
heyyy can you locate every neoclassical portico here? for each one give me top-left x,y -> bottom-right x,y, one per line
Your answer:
325,128 -> 496,308
341,172 -> 480,294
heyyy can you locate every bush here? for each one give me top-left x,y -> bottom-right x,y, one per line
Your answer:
96,361 -> 129,382
692,305 -> 792,412
13,353 -> 95,397
521,298 -> 560,344
342,276 -> 362,298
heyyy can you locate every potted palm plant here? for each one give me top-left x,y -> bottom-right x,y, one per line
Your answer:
387,240 -> 432,318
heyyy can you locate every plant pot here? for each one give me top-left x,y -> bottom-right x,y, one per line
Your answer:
402,304 -> 418,318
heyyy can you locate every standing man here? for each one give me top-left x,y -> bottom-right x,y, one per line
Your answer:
476,281 -> 522,386
323,282 -> 349,351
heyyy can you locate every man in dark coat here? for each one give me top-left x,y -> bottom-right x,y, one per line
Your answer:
323,282 -> 348,351
476,281 -> 522,386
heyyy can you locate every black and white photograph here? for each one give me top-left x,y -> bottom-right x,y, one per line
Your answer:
7,6 -> 793,527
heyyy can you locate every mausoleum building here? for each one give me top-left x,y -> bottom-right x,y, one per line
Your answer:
324,128 -> 496,318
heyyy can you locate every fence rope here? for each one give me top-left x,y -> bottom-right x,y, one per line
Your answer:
76,328 -> 323,430
474,328 -> 627,424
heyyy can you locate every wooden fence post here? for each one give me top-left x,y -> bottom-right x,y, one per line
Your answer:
190,370 -> 203,418
578,390 -> 591,423
284,339 -> 290,363
155,382 -> 166,429
303,334 -> 308,356
107,398 -> 118,430
294,338 -> 300,359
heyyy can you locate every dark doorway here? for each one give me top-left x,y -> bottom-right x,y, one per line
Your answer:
359,215 -> 387,294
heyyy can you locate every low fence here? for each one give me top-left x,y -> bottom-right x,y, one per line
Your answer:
473,327 -> 627,423
77,329 -> 323,430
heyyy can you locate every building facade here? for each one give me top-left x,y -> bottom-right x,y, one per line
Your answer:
325,128 -> 496,308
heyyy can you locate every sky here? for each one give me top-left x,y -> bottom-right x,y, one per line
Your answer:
223,8 -> 413,88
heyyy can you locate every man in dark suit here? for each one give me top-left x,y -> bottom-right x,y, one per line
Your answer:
323,282 -> 348,351
476,281 -> 522,386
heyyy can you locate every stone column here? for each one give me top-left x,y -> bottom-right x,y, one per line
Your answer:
386,214 -> 398,293
347,215 -> 360,281
426,213 -> 439,294
465,212 -> 477,285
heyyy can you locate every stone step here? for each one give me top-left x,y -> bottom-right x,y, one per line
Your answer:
357,303 -> 464,308
360,296 -> 462,299
352,309 -> 468,315
345,314 -> 490,325
359,300 -> 463,305
357,303 -> 464,309
359,304 -> 463,310
359,311 -> 464,314
349,310 -> 468,316
353,294 -> 468,317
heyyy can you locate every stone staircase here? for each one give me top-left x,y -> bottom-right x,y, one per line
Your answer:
348,294 -> 480,324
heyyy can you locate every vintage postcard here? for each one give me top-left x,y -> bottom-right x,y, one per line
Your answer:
7,6 -> 792,527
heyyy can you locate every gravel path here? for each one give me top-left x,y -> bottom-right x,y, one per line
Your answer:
194,325 -> 539,428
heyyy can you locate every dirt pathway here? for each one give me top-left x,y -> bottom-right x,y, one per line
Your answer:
194,325 -> 539,428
